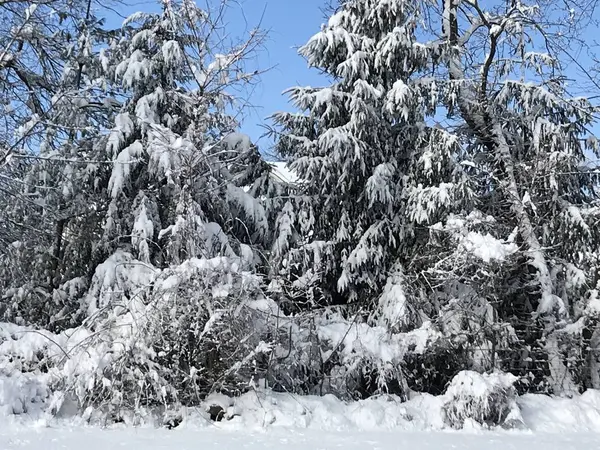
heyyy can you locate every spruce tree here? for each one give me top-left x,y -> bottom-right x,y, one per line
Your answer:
53,0 -> 274,410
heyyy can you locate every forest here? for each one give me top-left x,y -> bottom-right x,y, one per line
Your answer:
1,0 -> 600,429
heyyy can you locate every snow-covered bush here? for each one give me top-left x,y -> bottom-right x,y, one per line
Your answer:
268,311 -> 442,400
52,253 -> 275,416
442,371 -> 522,429
0,323 -> 62,418
402,339 -> 470,395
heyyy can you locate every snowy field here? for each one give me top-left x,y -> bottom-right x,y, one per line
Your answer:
2,389 -> 600,450
1,427 -> 600,450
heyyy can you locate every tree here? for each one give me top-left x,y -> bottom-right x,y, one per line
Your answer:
439,0 -> 600,394
271,0 -> 600,395
98,0 -> 269,267
1,0 -> 272,323
52,0 -> 276,411
271,0 -> 474,312
0,0 -> 116,329
1,0 -> 279,414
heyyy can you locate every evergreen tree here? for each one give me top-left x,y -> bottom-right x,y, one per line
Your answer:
271,0 -> 474,314
52,0 -> 275,410
99,0 -> 270,268
1,0 -> 271,329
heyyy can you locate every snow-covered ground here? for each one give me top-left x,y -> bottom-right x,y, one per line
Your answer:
1,426 -> 599,450
2,389 -> 600,449
3,320 -> 600,450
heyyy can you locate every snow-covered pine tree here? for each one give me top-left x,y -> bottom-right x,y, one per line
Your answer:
1,0 -> 277,414
100,0 -> 270,268
268,0 -> 484,398
271,0 -> 474,313
272,0 -> 600,396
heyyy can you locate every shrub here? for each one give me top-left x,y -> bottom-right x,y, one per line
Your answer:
442,370 -> 522,429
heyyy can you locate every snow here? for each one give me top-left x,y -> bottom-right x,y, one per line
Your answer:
316,317 -> 439,363
366,163 -> 395,207
377,266 -> 408,328
446,371 -> 517,400
443,371 -> 520,428
2,330 -> 600,447
118,50 -> 151,88
1,427 -> 598,450
0,373 -> 48,416
587,290 -> 600,315
161,40 -> 182,66
84,249 -> 156,314
1,389 -> 600,449
268,161 -> 298,184
0,374 -> 593,433
226,184 -> 268,236
132,200 -> 155,263
460,231 -> 518,263
432,212 -> 518,263
519,390 -> 600,433
490,24 -> 503,36
108,141 -> 143,198
223,132 -> 252,152
386,79 -> 411,119
107,113 -> 135,155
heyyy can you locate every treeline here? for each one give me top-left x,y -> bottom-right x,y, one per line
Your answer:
1,0 -> 600,420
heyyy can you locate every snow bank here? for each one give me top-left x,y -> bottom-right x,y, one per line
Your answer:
190,386 -> 600,433
1,372 -> 600,433
193,390 -> 446,431
0,372 -> 49,417
518,390 -> 600,433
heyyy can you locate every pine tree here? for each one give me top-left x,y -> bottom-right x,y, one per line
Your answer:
1,0 -> 271,329
271,0 -> 474,315
99,0 -> 269,269
51,0 -> 275,410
